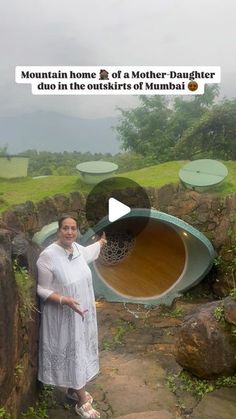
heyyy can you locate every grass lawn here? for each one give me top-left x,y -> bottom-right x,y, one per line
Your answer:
121,160 -> 236,194
0,176 -> 90,212
0,160 -> 235,213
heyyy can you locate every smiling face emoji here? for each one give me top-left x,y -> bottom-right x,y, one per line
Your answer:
188,81 -> 198,91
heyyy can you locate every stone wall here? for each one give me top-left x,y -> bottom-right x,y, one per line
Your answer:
0,192 -> 86,418
0,230 -> 39,419
0,187 -> 235,417
148,184 -> 236,294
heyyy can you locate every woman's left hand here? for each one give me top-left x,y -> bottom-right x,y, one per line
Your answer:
99,232 -> 107,247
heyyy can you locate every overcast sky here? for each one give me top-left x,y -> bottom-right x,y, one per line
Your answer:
0,0 -> 235,120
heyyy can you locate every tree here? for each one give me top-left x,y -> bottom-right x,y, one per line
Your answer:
115,85 -> 219,162
0,144 -> 8,156
116,96 -> 172,161
168,84 -> 220,142
175,98 -> 236,160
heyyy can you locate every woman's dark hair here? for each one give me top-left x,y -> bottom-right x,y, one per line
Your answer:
58,214 -> 78,229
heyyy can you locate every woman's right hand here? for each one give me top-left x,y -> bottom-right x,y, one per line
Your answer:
62,296 -> 88,320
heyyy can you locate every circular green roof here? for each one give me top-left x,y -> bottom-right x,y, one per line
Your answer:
32,221 -> 58,245
179,159 -> 228,187
76,161 -> 118,174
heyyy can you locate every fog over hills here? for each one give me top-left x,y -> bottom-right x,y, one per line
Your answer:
1,0 -> 235,157
1,75 -> 235,155
0,112 -> 120,154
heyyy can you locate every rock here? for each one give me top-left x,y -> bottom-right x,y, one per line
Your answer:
212,246 -> 236,297
213,217 -> 230,248
11,233 -> 40,279
12,233 -> 30,256
212,273 -> 235,297
52,194 -> 71,213
115,410 -> 174,419
0,228 -> 39,418
0,230 -> 17,405
196,212 -> 209,223
2,201 -> 38,233
190,387 -> 236,419
175,301 -> 236,379
224,297 -> 236,325
36,197 -> 58,228
157,184 -> 178,209
225,194 -> 236,214
70,191 -> 86,212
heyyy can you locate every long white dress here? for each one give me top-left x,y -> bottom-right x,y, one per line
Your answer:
36,241 -> 100,389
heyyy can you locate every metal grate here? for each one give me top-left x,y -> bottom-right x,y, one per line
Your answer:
98,231 -> 135,266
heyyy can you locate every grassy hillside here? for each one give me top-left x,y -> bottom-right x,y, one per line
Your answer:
121,160 -> 236,194
0,161 -> 236,212
0,176 -> 87,212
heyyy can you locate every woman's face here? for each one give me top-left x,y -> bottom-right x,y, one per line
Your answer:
58,218 -> 78,248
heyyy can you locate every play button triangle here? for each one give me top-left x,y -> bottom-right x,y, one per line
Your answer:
108,197 -> 131,222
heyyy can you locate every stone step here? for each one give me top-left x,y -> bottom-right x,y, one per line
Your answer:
115,410 -> 174,419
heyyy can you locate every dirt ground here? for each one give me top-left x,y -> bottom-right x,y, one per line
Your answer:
47,298 -> 236,419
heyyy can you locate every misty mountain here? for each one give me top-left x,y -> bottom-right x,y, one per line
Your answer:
0,112 -> 120,154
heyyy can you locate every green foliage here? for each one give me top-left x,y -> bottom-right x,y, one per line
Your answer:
169,308 -> 186,318
167,370 -> 236,401
102,320 -> 135,350
215,375 -> 236,387
24,149 -> 159,177
160,307 -> 186,318
213,303 -> 225,322
0,408 -> 11,419
114,152 -> 157,172
20,385 -> 53,419
20,403 -> 48,419
214,255 -> 223,267
116,96 -> 173,161
22,150 -> 115,177
113,323 -> 132,345
14,363 -> 24,378
178,371 -> 214,399
167,374 -> 178,394
213,230 -> 236,293
176,98 -> 236,160
230,288 -> 236,300
13,259 -> 38,321
231,325 -> 236,337
116,86 -> 220,161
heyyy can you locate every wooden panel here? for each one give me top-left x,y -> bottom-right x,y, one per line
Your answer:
95,220 -> 186,298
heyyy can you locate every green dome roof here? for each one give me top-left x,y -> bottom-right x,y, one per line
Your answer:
179,159 -> 228,188
76,161 -> 118,174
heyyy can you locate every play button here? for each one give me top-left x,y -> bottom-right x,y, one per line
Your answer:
108,198 -> 131,222
85,176 -> 151,237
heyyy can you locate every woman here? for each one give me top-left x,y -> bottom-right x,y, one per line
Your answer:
37,214 -> 106,419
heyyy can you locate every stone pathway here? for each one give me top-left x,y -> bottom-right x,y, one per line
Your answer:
47,299 -> 236,419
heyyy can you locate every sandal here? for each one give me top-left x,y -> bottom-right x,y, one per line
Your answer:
66,389 -> 93,404
75,401 -> 100,418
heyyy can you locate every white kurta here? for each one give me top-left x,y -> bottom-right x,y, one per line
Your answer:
36,241 -> 100,389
